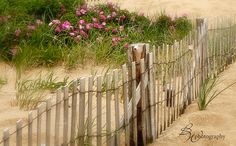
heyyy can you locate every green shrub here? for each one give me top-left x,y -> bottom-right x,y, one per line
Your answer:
0,1 -> 192,68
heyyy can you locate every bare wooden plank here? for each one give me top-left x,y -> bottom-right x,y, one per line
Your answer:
160,44 -> 165,133
122,64 -> 130,146
97,76 -> 102,146
148,52 -> 156,141
3,128 -> 10,146
152,46 -> 157,138
46,98 -> 52,146
87,76 -> 94,145
166,44 -> 171,127
164,44 -> 168,130
16,119 -> 23,146
131,62 -> 137,146
71,81 -> 78,146
140,59 -> 147,145
176,41 -> 181,118
113,69 -> 120,146
78,78 -> 86,146
28,112 -> 33,146
54,89 -> 61,146
106,74 -> 112,146
37,104 -> 44,146
170,45 -> 175,124
63,86 -> 69,146
156,46 -> 160,137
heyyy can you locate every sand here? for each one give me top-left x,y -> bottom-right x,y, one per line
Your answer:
1,0 -> 236,145
92,0 -> 236,18
0,62 -> 106,139
149,62 -> 236,146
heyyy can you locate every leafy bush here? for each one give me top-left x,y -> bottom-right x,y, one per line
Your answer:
0,1 -> 192,68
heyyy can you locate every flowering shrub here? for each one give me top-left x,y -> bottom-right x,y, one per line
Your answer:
0,1 -> 192,67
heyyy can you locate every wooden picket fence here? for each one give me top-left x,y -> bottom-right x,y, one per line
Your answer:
1,17 -> 236,146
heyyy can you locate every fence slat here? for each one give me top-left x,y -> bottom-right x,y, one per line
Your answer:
156,46 -> 160,137
106,74 -> 112,146
160,44 -> 165,133
78,78 -> 86,146
71,81 -> 78,146
46,98 -> 51,146
140,59 -> 147,145
131,62 -> 137,146
113,69 -> 120,146
122,64 -> 130,146
164,44 -> 168,130
54,89 -> 61,146
87,76 -> 94,146
97,76 -> 102,146
16,119 -> 23,146
28,112 -> 33,146
148,52 -> 156,141
173,42 -> 177,121
37,104 -> 44,146
63,86 -> 69,146
3,128 -> 10,146
176,41 -> 180,117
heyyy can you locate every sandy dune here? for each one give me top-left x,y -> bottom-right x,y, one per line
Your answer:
149,62 -> 236,146
92,0 -> 236,18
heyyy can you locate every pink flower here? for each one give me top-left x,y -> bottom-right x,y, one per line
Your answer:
120,15 -> 126,20
15,29 -> 21,37
92,17 -> 98,23
27,25 -> 36,31
79,24 -> 84,30
93,23 -> 102,29
55,26 -> 61,33
112,41 -> 118,46
86,23 -> 92,30
112,37 -> 121,42
76,10 -> 82,16
104,28 -> 109,32
99,11 -> 104,15
119,25 -> 124,31
49,19 -> 61,26
61,21 -> 71,30
80,30 -> 88,39
100,15 -> 106,21
112,28 -> 118,34
107,15 -> 111,19
80,9 -> 87,15
69,32 -> 75,37
123,43 -> 129,49
11,46 -> 19,56
111,12 -> 117,18
79,19 -> 85,25
102,22 -> 106,26
76,8 -> 87,16
74,35 -> 81,42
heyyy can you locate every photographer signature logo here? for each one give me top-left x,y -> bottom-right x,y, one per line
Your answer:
179,123 -> 225,143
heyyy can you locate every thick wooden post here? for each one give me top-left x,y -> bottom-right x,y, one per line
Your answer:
128,43 -> 151,145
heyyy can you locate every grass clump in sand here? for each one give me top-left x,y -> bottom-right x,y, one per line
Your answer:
16,72 -> 69,110
198,77 -> 236,110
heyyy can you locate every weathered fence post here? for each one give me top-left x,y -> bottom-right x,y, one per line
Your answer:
196,18 -> 208,86
128,43 -> 152,145
3,128 -> 10,146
